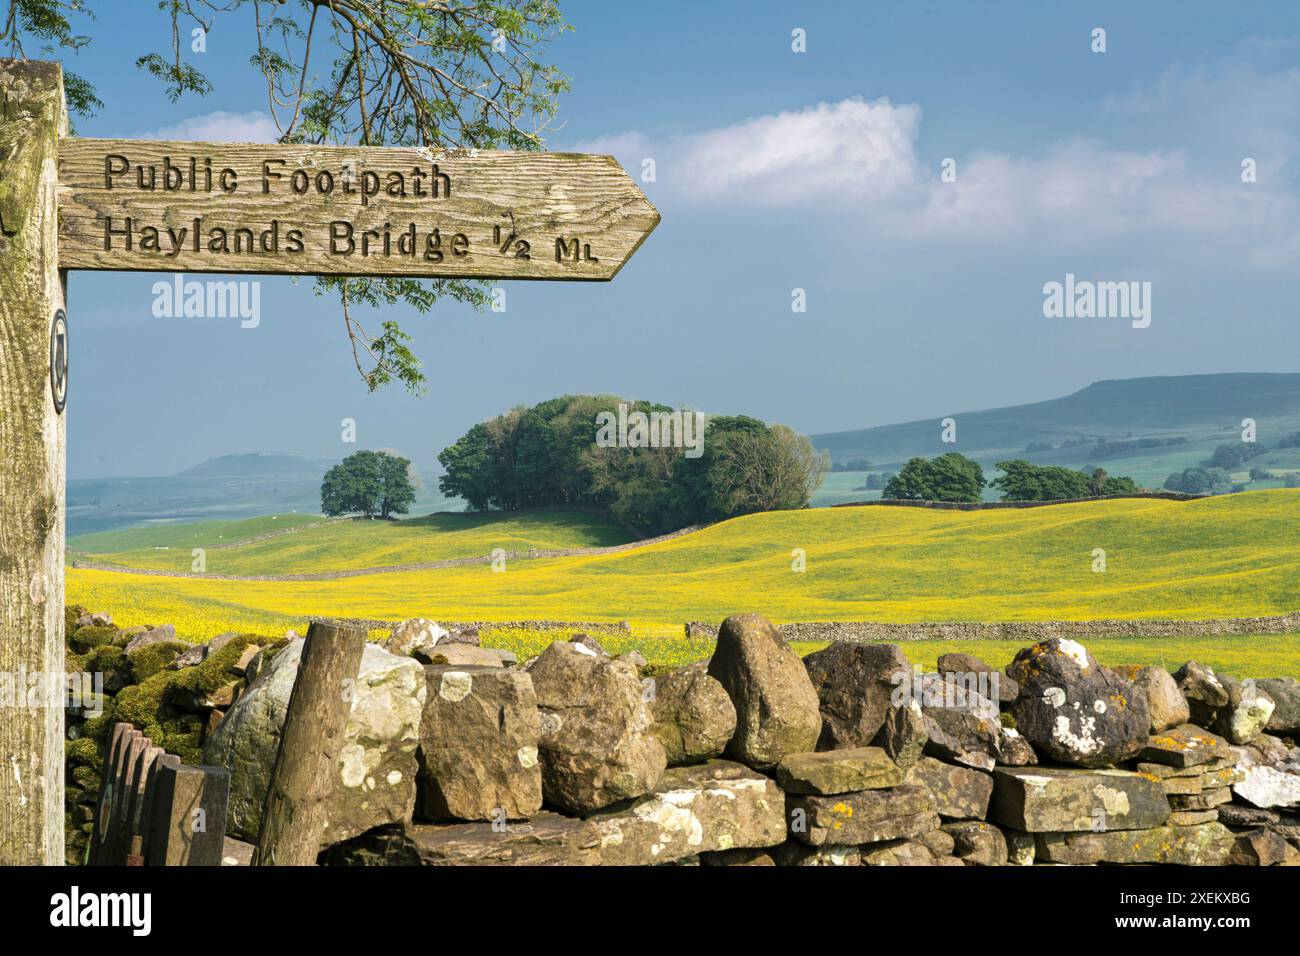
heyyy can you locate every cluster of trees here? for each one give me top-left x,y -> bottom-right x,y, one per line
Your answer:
1163,466 -> 1235,495
884,454 -> 987,502
1202,442 -> 1268,471
436,395 -> 826,534
991,461 -> 1139,500
321,450 -> 417,518
879,455 -> 1142,503
856,471 -> 896,491
830,459 -> 873,472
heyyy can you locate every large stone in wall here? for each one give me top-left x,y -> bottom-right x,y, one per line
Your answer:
875,698 -> 929,769
1229,828 -> 1294,866
648,661 -> 737,765
775,747 -> 903,795
802,642 -> 910,749
937,652 -> 1018,704
1008,638 -> 1149,767
204,638 -> 425,848
1256,678 -> 1300,733
320,814 -> 600,866
1173,660 -> 1230,727
1139,724 -> 1232,769
1112,664 -> 1190,733
943,820 -> 1008,865
787,784 -> 939,846
904,756 -> 993,820
1211,675 -> 1276,746
1035,823 -> 1235,866
997,728 -> 1038,767
989,767 -> 1170,833
916,673 -> 1003,770
529,641 -> 666,814
1232,756 -> 1300,810
384,618 -> 448,657
416,665 -> 542,821
587,760 -> 786,866
707,614 -> 821,769
321,760 -> 784,866
773,842 -> 861,866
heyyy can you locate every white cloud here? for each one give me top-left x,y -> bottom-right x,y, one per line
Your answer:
908,139 -> 1192,240
141,110 -> 280,144
675,97 -> 920,201
569,97 -> 920,204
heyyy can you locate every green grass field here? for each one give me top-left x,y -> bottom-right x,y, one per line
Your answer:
66,491 -> 1300,668
68,513 -> 327,555
71,509 -> 635,574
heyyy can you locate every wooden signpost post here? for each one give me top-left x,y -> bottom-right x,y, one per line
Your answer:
0,58 -> 659,865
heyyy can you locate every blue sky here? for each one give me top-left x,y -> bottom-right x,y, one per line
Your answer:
60,1 -> 1300,476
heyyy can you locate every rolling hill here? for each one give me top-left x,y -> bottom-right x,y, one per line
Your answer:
67,490 -> 1300,640
68,451 -> 460,537
811,373 -> 1300,492
70,509 -> 636,575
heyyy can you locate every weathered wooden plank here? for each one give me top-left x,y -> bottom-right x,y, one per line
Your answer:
254,621 -> 366,865
88,722 -> 133,865
57,139 -> 658,279
137,752 -> 180,865
104,728 -> 145,865
125,743 -> 163,860
0,58 -> 67,865
145,762 -> 229,866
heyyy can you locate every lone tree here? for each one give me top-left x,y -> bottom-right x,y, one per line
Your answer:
2,0 -> 572,393
885,453 -> 985,503
321,450 -> 416,518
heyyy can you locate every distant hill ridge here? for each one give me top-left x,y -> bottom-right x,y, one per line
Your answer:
175,452 -> 338,478
812,372 -> 1300,465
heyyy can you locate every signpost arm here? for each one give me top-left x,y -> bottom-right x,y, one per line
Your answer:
0,58 -> 68,865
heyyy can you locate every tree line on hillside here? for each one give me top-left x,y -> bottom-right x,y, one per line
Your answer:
435,395 -> 826,534
879,454 -> 1142,503
1163,432 -> 1300,494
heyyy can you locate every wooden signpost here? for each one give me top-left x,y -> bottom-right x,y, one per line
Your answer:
0,58 -> 659,865
58,140 -> 658,279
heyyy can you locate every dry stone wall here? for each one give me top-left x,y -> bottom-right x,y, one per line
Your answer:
65,608 -> 1300,867
686,613 -> 1300,642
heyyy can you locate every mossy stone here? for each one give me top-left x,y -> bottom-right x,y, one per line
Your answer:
70,624 -> 117,653
102,633 -> 268,764
71,765 -> 100,791
86,645 -> 125,672
126,642 -> 186,682
112,626 -> 148,648
65,603 -> 88,640
66,737 -> 103,770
